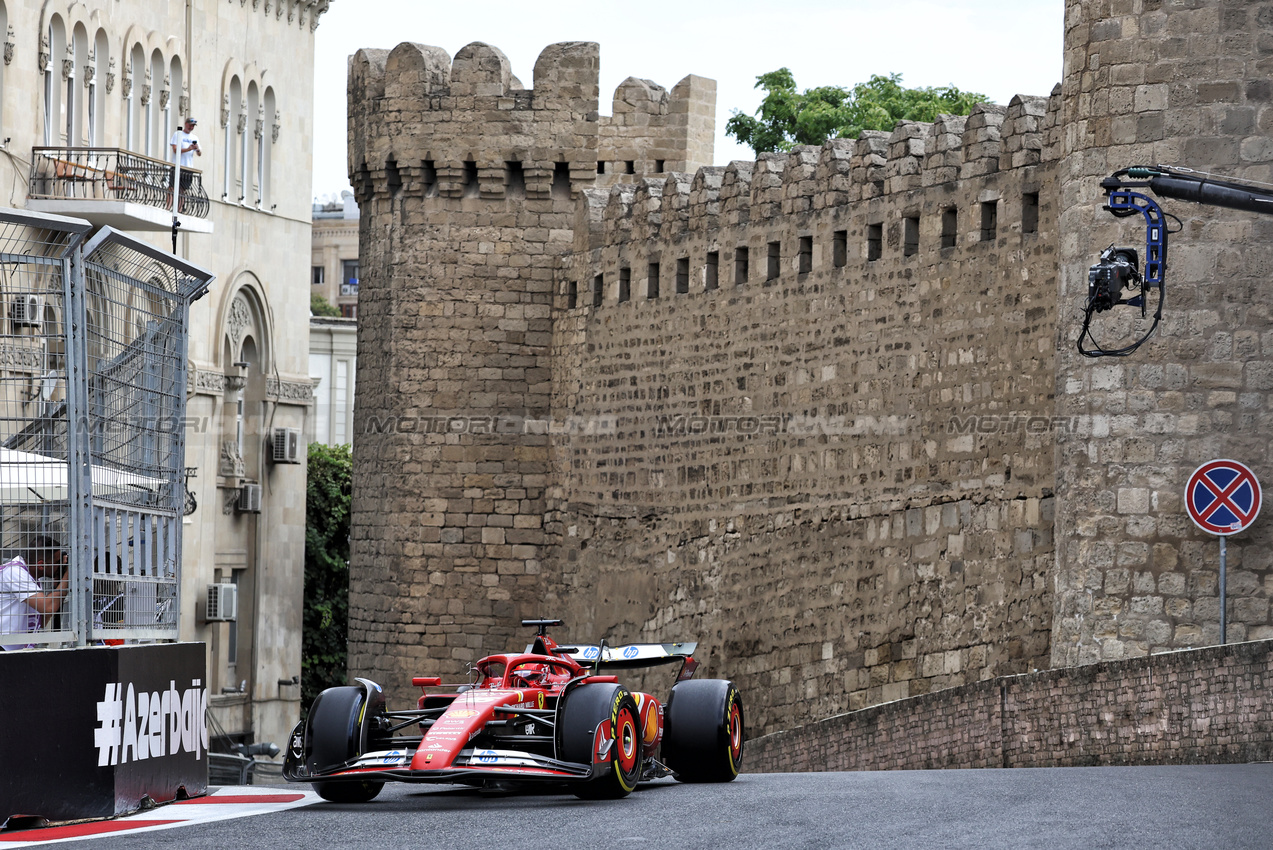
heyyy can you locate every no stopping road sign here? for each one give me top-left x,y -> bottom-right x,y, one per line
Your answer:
1185,459 -> 1261,536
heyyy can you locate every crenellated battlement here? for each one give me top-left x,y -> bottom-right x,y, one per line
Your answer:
570,92 -> 1059,272
347,40 -> 715,208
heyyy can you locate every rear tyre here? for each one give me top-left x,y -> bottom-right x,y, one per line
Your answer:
663,679 -> 743,783
558,683 -> 643,799
306,685 -> 385,804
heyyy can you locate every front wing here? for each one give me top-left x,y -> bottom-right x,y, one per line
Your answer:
285,746 -> 596,785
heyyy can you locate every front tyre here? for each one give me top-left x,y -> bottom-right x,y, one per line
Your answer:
305,684 -> 385,803
558,683 -> 643,799
663,679 -> 743,783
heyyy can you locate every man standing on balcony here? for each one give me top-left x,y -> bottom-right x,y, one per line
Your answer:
169,117 -> 201,189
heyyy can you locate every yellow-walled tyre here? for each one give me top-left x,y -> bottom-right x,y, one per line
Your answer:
558,682 -> 643,799
663,679 -> 743,782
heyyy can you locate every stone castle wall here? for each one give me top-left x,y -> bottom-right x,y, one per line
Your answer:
348,0 -> 1273,738
548,97 -> 1062,735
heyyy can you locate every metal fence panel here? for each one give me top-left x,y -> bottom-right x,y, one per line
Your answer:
0,210 -> 210,650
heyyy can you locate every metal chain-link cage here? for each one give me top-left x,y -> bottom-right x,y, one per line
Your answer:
0,209 -> 211,649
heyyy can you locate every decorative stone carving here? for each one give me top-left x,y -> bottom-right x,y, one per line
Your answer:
221,94 -> 230,128
192,368 -> 228,395
121,63 -> 132,99
267,377 -> 316,405
222,488 -> 242,515
224,371 -> 247,394
219,440 -> 245,478
5,27 -> 15,67
105,58 -> 116,93
141,82 -> 151,106
272,111 -> 281,143
236,112 -> 248,135
62,47 -> 73,81
0,342 -> 49,372
39,33 -> 48,73
160,87 -> 170,110
254,106 -> 264,140
228,295 -> 250,345
180,91 -> 190,117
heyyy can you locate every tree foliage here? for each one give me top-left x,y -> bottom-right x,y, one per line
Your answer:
310,292 -> 341,317
302,442 -> 352,709
726,69 -> 990,154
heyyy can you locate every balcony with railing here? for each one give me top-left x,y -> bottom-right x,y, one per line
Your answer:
27,147 -> 214,234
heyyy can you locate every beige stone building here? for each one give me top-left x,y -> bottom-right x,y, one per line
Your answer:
4,0 -> 327,751
311,191 -> 359,318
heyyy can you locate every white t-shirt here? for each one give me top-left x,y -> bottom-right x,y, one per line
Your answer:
169,128 -> 199,168
0,556 -> 40,650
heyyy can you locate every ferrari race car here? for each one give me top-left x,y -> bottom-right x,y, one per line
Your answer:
283,619 -> 743,802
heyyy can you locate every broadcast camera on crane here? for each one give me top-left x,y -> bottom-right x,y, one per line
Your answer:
1079,166 -> 1273,357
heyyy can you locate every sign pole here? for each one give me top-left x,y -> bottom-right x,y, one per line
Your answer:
1219,536 -> 1227,645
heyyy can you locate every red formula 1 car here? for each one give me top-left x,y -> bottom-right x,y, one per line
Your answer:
283,620 -> 744,802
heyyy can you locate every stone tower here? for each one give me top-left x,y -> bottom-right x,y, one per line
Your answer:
346,40 -> 714,691
1054,0 -> 1273,664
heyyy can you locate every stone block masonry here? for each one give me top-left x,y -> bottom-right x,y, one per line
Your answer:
747,639 -> 1273,771
348,0 -> 1273,741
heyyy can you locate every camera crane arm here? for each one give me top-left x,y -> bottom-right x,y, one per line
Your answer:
1080,166 -> 1273,357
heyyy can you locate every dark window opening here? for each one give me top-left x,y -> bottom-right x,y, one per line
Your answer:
705,251 -> 719,290
552,162 -> 571,200
597,160 -> 606,175
735,247 -> 749,285
619,268 -> 631,303
340,303 -> 357,319
463,160 -> 479,198
422,159 -> 438,198
940,207 -> 957,249
833,230 -> 847,268
385,158 -> 403,195
505,160 -> 526,198
767,241 -> 781,281
624,161 -> 635,175
903,216 -> 919,257
567,280 -> 578,309
981,201 -> 998,241
1022,192 -> 1039,234
867,224 -> 883,261
312,266 -> 324,286
343,259 -> 360,286
655,159 -> 665,173
798,236 -> 813,274
593,274 -> 603,308
676,258 -> 689,294
647,262 -> 660,299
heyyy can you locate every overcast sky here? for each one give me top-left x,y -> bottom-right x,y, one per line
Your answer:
311,0 -> 1064,200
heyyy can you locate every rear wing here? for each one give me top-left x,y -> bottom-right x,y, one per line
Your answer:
556,642 -> 699,680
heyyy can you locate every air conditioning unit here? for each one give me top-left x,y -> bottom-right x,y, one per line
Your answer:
205,583 -> 238,622
237,482 -> 262,513
339,283 -> 354,296
271,427 -> 302,464
11,294 -> 43,328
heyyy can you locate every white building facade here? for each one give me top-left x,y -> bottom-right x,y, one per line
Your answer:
7,0 -> 327,751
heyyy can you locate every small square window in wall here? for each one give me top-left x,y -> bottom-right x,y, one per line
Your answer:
735,247 -> 749,285
625,161 -> 635,175
798,236 -> 813,274
593,274 -> 603,308
655,160 -> 665,173
1022,192 -> 1039,234
940,207 -> 957,249
312,266 -> 324,286
705,251 -> 719,290
648,262 -> 660,299
867,223 -> 882,261
767,241 -> 780,281
676,258 -> 689,294
619,267 -> 631,303
597,161 -> 607,175
903,216 -> 919,257
567,280 -> 578,309
981,201 -> 998,242
833,231 -> 847,268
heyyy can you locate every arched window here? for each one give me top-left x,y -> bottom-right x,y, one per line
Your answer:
224,76 -> 242,201
148,49 -> 164,157
243,82 -> 258,204
126,44 -> 144,152
70,23 -> 88,145
91,29 -> 109,146
169,57 -> 183,161
261,88 -> 276,209
44,16 -> 67,145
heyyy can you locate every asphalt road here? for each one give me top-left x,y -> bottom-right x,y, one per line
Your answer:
72,764 -> 1273,849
